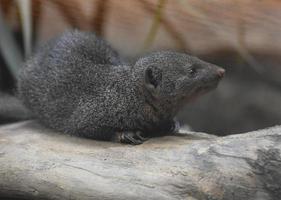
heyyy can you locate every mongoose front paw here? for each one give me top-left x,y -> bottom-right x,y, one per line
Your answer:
115,131 -> 148,145
170,120 -> 180,133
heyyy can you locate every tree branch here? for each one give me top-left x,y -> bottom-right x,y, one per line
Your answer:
0,121 -> 280,200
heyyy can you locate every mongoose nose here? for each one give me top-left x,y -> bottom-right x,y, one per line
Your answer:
217,68 -> 225,78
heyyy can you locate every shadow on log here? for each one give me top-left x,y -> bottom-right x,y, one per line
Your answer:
0,121 -> 281,200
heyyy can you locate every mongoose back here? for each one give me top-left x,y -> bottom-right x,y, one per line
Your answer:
18,30 -> 225,144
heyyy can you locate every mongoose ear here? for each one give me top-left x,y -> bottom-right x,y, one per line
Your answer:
144,66 -> 162,89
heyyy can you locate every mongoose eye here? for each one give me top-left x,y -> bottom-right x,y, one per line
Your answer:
188,67 -> 197,77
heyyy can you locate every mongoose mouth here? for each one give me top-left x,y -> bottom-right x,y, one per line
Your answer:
186,87 -> 213,102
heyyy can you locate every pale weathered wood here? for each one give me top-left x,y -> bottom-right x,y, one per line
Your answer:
0,121 -> 280,200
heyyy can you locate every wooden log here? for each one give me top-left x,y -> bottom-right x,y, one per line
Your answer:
0,121 -> 280,200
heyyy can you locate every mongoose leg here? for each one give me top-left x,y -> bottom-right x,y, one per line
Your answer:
113,131 -> 148,145
149,119 -> 180,137
159,119 -> 180,134
170,119 -> 180,133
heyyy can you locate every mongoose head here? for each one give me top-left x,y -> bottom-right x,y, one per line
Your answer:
135,51 -> 225,107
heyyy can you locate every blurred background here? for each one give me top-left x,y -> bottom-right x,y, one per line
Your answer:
0,0 -> 280,135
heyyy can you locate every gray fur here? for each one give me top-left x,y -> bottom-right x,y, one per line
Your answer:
18,30 -> 224,144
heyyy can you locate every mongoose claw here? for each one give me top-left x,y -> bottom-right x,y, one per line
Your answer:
117,131 -> 148,145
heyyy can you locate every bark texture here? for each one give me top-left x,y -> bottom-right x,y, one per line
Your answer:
0,121 -> 280,200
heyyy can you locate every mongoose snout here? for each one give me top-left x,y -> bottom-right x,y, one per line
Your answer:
216,68 -> 225,79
